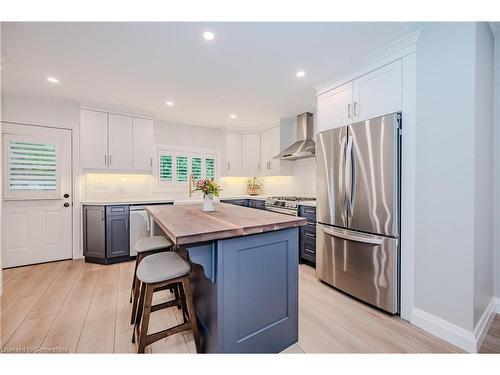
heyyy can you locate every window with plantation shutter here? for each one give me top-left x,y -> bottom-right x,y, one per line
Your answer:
191,157 -> 202,180
206,158 -> 215,179
3,134 -> 62,199
176,156 -> 188,182
156,147 -> 218,190
159,155 -> 172,181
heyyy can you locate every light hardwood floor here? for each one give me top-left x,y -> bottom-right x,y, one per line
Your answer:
0,259 -> 478,353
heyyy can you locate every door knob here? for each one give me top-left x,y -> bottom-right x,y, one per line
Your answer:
64,193 -> 70,198
64,203 -> 70,207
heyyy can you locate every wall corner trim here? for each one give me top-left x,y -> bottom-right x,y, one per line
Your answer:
474,298 -> 498,352
314,28 -> 423,95
410,298 -> 497,353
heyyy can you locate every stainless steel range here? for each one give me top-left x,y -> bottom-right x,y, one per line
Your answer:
264,196 -> 316,216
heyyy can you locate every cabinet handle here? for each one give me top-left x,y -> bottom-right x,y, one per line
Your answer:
228,162 -> 230,170
100,209 -> 105,221
104,154 -> 107,165
348,104 -> 351,118
125,219 -> 128,230
353,101 -> 358,117
109,154 -> 112,165
150,157 -> 153,167
268,161 -> 271,169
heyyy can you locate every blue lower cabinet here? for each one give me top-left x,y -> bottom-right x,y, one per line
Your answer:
185,227 -> 299,353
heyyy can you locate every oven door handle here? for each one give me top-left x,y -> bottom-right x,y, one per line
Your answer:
265,206 -> 297,216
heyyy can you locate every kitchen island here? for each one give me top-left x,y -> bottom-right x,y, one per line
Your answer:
146,203 -> 306,353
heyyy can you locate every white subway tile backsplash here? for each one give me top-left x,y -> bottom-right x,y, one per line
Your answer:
83,159 -> 316,201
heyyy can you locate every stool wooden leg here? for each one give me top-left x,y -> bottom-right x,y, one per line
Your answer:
130,253 -> 143,303
179,283 -> 188,323
137,283 -> 154,354
181,277 -> 201,353
174,284 -> 182,310
132,281 -> 145,344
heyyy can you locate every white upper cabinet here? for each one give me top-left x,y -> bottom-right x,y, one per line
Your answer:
80,110 -> 108,169
108,114 -> 133,170
352,60 -> 402,122
132,117 -> 154,171
222,131 -> 242,176
316,59 -> 402,134
316,81 -> 353,134
80,109 -> 154,172
242,133 -> 261,176
260,123 -> 292,177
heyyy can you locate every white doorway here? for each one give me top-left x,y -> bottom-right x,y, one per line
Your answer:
2,123 -> 73,268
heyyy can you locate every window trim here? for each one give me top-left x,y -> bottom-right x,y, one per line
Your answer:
3,133 -> 63,200
153,144 -> 219,192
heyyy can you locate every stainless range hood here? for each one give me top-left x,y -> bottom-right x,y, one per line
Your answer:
274,112 -> 315,160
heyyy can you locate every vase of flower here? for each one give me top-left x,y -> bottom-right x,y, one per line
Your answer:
203,193 -> 214,212
193,178 -> 221,212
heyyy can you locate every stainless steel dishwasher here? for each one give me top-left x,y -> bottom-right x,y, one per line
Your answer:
129,203 -> 172,256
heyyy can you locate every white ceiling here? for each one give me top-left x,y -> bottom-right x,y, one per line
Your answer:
1,22 -> 409,128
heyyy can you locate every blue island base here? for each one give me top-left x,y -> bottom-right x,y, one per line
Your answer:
181,227 -> 299,353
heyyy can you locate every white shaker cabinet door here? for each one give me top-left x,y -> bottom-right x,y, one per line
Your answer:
224,132 -> 242,176
316,81 -> 353,134
80,109 -> 108,169
132,117 -> 154,171
352,60 -> 402,122
108,113 -> 133,170
242,133 -> 261,176
260,126 -> 281,176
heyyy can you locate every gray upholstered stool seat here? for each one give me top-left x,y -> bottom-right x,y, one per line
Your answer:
137,252 -> 191,284
134,236 -> 173,253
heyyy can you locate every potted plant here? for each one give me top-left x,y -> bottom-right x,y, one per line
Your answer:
194,178 -> 221,211
247,177 -> 263,196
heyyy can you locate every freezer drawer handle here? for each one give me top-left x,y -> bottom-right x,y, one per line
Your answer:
322,227 -> 384,245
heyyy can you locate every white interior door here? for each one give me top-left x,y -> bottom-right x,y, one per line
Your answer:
2,123 -> 72,268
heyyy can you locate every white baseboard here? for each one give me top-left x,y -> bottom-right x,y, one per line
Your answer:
410,298 -> 497,353
474,298 -> 497,352
411,308 -> 477,352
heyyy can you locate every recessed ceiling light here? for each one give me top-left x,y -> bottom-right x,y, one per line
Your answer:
46,76 -> 59,84
296,70 -> 305,78
230,114 -> 237,119
166,101 -> 174,107
203,31 -> 215,41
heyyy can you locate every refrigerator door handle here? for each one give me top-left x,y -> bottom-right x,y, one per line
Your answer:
322,226 -> 384,245
345,136 -> 354,217
340,135 -> 347,219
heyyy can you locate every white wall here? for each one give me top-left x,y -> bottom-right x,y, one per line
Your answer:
0,22 -> 3,290
494,30 -> 500,303
412,22 -> 496,350
154,119 -> 223,152
473,22 -> 495,327
414,22 -> 477,331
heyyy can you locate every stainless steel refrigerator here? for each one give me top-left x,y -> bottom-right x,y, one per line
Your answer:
316,112 -> 401,314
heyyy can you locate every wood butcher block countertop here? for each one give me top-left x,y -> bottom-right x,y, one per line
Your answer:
146,202 -> 307,245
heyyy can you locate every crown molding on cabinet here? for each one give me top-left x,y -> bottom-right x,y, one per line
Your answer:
220,117 -> 294,135
314,29 -> 423,96
80,103 -> 154,121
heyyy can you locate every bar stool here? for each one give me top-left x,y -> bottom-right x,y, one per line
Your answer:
130,236 -> 173,324
132,252 -> 201,353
